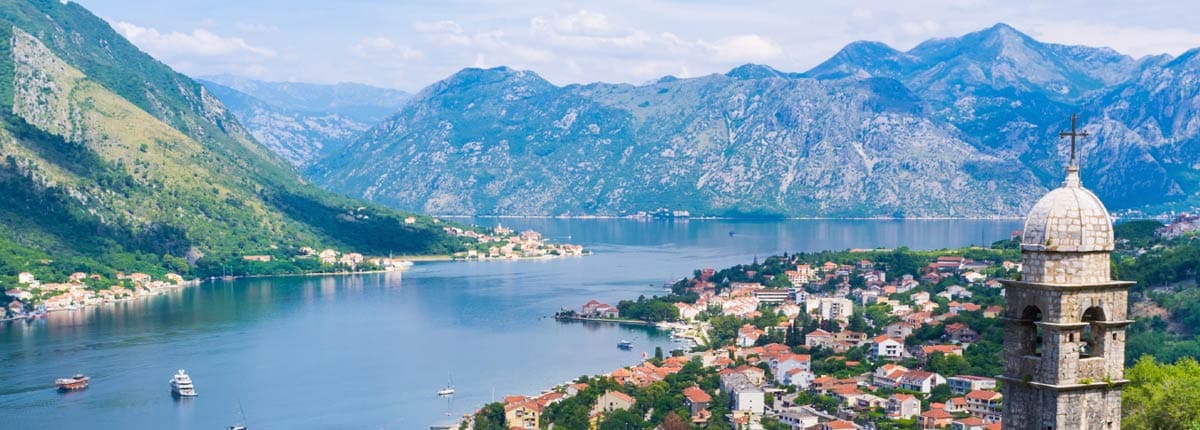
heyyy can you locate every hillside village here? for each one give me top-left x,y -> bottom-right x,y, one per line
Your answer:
468,241 -> 1022,430
443,223 -> 586,259
3,271 -> 194,320
2,223 -> 583,321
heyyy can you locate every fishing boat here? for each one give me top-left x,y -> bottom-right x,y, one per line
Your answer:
617,340 -> 633,350
436,375 -> 455,396
55,374 -> 89,391
170,369 -> 198,397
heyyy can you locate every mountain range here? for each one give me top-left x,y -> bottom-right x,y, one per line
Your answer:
0,0 -> 465,280
293,23 -> 1200,217
196,75 -> 409,166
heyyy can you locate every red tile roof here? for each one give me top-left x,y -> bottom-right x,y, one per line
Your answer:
965,390 -> 1002,401
922,409 -> 954,419
827,420 -> 856,429
683,386 -> 712,403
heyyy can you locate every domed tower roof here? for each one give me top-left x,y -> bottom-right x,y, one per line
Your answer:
1020,166 -> 1113,253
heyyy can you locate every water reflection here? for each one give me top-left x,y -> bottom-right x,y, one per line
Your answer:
0,219 -> 1020,429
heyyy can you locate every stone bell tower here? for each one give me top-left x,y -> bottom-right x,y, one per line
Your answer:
1000,117 -> 1133,430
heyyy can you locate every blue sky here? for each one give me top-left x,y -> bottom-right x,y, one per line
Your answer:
76,0 -> 1200,92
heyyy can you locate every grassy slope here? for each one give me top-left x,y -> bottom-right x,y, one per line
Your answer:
0,0 -> 470,282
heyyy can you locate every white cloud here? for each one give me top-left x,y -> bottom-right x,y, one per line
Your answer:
709,34 -> 783,62
1025,21 -> 1200,58
235,22 -> 279,33
351,36 -> 424,60
400,9 -> 789,85
414,20 -> 463,34
112,21 -> 276,58
95,0 -> 1200,92
550,10 -> 614,36
414,20 -> 471,45
901,20 -> 941,36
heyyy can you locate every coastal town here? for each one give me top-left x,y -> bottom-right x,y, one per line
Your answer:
463,236 -> 1024,430
2,271 -> 196,320
442,223 -> 586,260
1,223 -> 582,322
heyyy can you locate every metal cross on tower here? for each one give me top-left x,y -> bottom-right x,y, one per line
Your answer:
1059,113 -> 1088,166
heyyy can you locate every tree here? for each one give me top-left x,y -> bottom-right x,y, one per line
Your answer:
847,310 -> 869,333
473,403 -> 506,430
928,352 -> 970,377
766,274 -> 792,289
785,319 -> 803,347
762,417 -> 790,430
655,346 -> 664,361
660,412 -> 689,430
1123,356 -> 1200,429
598,409 -> 643,430
927,384 -> 953,405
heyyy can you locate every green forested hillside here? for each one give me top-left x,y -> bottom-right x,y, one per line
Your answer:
0,0 -> 470,282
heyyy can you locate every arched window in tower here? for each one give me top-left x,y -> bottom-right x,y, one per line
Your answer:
1080,306 -> 1106,358
1020,305 -> 1044,356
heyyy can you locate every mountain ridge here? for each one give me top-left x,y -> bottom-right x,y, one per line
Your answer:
304,22 -> 1200,217
0,0 -> 471,281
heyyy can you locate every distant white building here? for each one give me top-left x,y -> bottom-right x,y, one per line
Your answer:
771,354 -> 811,385
777,407 -> 819,429
719,373 -> 764,414
804,297 -> 854,323
871,336 -> 906,361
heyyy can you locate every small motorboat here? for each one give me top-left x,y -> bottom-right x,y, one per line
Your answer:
617,340 -> 634,350
56,374 -> 89,391
170,369 -> 198,397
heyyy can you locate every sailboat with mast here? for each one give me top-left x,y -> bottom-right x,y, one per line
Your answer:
227,400 -> 249,430
436,374 -> 455,396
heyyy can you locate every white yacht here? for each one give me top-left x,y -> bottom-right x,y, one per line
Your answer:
436,374 -> 455,396
170,369 -> 198,397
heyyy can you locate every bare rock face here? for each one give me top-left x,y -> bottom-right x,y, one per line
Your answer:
198,77 -> 409,167
310,67 -> 1045,217
306,23 -> 1200,217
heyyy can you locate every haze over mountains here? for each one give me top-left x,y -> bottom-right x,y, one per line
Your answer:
259,23 -> 1198,218
197,75 -> 409,166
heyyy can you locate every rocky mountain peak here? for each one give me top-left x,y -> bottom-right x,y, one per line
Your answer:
725,63 -> 789,80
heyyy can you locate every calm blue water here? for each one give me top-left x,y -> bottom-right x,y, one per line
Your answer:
0,219 -> 1020,429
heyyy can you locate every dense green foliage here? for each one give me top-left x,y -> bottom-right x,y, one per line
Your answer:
537,359 -> 712,430
1114,220 -> 1164,248
616,294 -> 693,322
682,246 -> 1017,296
0,0 -> 477,284
1112,230 -> 1200,365
471,403 -> 506,430
1122,356 -> 1200,429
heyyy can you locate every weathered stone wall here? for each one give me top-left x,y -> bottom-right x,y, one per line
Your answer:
1003,383 -> 1123,429
1021,251 -> 1111,284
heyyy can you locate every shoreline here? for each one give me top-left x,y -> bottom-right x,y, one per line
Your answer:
552,315 -> 659,327
208,253 -> 590,281
439,214 -> 1029,221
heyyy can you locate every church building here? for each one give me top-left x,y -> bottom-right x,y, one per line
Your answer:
999,120 -> 1133,429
